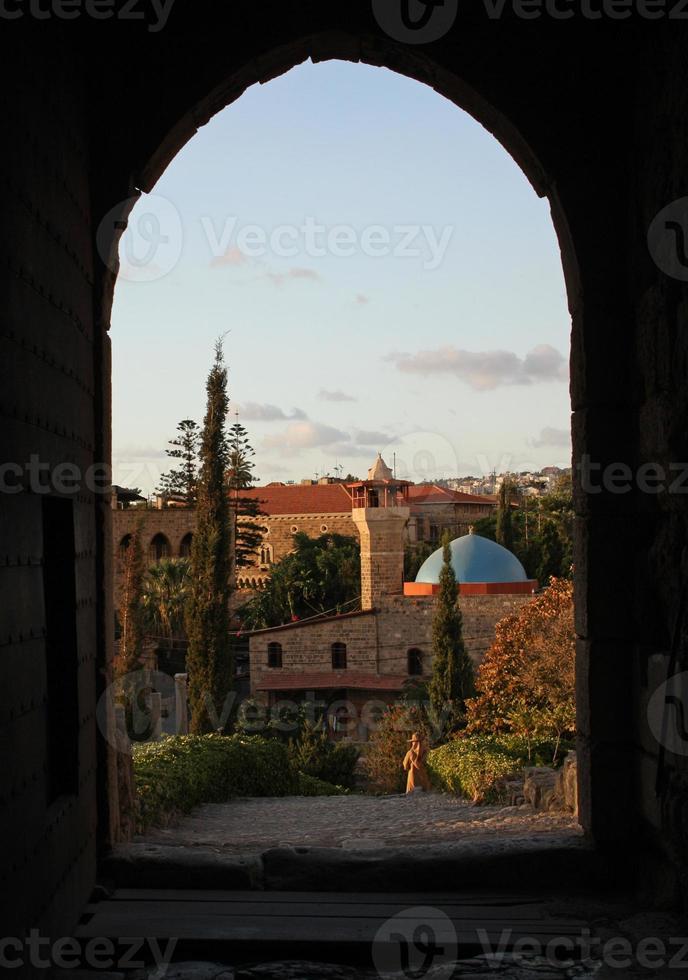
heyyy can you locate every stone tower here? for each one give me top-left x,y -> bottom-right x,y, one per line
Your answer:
349,454 -> 410,610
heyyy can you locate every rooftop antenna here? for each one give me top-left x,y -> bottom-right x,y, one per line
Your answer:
393,452 -> 396,479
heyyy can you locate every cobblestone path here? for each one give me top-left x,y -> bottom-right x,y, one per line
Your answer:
138,793 -> 582,851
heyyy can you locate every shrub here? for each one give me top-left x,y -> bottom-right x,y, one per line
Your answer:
287,720 -> 360,789
426,736 -> 523,803
133,733 -> 296,832
295,772 -> 349,796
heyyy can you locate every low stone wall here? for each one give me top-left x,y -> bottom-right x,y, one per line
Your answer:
502,751 -> 578,817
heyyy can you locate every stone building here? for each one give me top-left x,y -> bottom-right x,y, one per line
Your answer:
111,460 -> 500,597
248,465 -> 536,740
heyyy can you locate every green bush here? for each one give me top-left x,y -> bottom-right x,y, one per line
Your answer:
427,736 -> 524,803
287,721 -> 360,789
133,733 -> 297,832
295,772 -> 349,796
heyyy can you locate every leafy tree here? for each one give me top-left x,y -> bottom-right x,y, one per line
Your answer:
156,419 -> 200,506
473,477 -> 574,582
404,540 -> 435,581
226,420 -> 266,568
141,558 -> 191,641
427,533 -> 475,725
495,479 -> 516,552
539,473 -> 574,576
185,341 -> 233,734
239,532 -> 360,630
535,518 -> 566,585
465,577 -> 575,750
115,521 -> 146,679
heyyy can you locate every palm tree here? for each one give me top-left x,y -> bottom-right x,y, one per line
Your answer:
142,558 -> 191,641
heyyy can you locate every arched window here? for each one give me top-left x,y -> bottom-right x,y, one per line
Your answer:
179,532 -> 193,557
407,648 -> 423,676
118,534 -> 131,559
267,642 -> 283,668
332,642 -> 347,670
260,544 -> 273,566
149,533 -> 170,561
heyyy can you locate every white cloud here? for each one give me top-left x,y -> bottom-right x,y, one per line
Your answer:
355,429 -> 394,446
318,389 -> 357,403
386,344 -> 568,391
235,402 -> 307,422
530,426 -> 571,448
264,421 -> 350,451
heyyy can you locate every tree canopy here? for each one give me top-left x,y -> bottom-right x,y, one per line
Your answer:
239,532 -> 361,630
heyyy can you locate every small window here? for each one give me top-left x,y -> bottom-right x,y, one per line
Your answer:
149,533 -> 170,561
268,642 -> 283,668
291,524 -> 299,533
118,534 -> 132,559
332,642 -> 347,670
260,544 -> 273,566
408,648 -> 423,676
179,532 -> 193,557
321,524 -> 328,533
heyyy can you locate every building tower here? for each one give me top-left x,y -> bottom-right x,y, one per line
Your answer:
349,454 -> 410,610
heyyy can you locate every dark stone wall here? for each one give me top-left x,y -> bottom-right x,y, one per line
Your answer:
0,32 -> 102,949
3,4 -> 688,941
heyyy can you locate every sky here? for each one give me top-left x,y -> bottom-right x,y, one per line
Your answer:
110,60 -> 571,495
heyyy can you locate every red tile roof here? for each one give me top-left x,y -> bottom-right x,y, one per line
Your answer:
408,485 -> 497,505
239,484 -> 353,515
236,482 -> 496,517
256,671 -> 408,691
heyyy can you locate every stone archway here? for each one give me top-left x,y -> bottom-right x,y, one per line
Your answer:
7,13 -> 677,943
95,30 -> 603,848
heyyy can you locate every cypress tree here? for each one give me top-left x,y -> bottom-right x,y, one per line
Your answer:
535,518 -> 566,585
185,340 -> 233,733
496,479 -> 515,552
428,533 -> 475,721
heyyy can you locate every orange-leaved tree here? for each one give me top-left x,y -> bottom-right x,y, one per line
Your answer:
464,578 -> 575,760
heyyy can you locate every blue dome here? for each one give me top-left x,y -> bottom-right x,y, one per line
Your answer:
415,533 -> 528,585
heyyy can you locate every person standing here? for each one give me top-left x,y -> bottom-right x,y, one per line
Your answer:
403,732 -> 431,793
